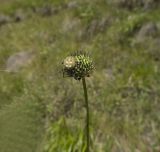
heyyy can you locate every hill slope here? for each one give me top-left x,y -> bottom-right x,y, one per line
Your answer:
0,0 -> 160,151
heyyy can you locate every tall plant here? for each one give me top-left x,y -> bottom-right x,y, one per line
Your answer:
62,51 -> 94,152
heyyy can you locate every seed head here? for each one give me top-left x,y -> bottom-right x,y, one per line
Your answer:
62,51 -> 94,80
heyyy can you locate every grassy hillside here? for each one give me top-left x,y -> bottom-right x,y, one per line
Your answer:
0,0 -> 160,151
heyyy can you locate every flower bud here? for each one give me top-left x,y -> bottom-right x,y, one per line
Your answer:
62,52 -> 94,80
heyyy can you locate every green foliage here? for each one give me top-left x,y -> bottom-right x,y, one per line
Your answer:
44,117 -> 86,152
0,73 -> 25,108
0,0 -> 160,151
73,1 -> 100,24
0,0 -> 68,14
119,13 -> 146,36
0,96 -> 45,152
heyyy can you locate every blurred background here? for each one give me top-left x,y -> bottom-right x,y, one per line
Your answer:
0,0 -> 160,151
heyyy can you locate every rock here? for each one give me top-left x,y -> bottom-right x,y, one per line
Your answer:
86,20 -> 99,37
144,0 -> 160,10
109,0 -> 144,9
135,22 -> 158,42
103,68 -> 115,81
80,17 -> 111,39
0,14 -> 11,26
67,1 -> 78,9
98,16 -> 112,32
34,6 -> 59,16
62,17 -> 80,32
6,51 -> 35,72
148,38 -> 160,61
13,9 -> 26,22
109,0 -> 160,10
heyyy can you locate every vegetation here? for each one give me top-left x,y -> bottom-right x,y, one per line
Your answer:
0,0 -> 160,151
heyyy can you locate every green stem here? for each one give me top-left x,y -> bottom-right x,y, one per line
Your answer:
82,77 -> 90,152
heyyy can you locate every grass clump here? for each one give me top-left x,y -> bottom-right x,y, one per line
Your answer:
0,95 -> 45,152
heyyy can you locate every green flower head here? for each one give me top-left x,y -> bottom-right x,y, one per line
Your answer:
62,51 -> 94,80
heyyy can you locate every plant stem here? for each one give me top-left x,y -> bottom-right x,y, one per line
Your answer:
82,77 -> 90,152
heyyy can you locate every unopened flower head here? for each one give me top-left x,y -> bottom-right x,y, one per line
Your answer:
62,51 -> 94,80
